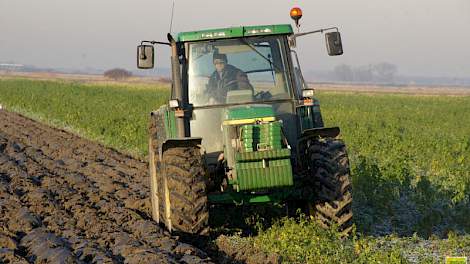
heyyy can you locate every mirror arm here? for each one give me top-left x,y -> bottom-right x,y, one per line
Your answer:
293,27 -> 338,38
141,40 -> 171,46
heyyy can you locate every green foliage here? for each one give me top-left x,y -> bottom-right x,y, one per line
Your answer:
254,217 -> 409,263
318,92 -> 470,236
253,216 -> 470,263
0,78 -> 169,156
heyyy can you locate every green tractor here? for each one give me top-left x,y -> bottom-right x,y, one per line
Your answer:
138,9 -> 352,236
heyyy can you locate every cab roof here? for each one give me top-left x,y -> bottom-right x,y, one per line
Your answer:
176,24 -> 293,42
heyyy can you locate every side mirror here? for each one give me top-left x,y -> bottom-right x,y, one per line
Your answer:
137,45 -> 154,69
325,32 -> 343,56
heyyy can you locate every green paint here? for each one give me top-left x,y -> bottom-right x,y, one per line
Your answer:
239,122 -> 284,152
230,120 -> 294,190
243,24 -> 293,36
225,105 -> 275,120
168,110 -> 177,138
298,105 -> 313,131
236,149 -> 291,161
208,189 -> 295,204
235,158 -> 293,190
177,24 -> 293,42
162,105 -> 177,138
221,105 -> 294,191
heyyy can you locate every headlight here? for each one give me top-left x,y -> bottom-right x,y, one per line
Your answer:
169,99 -> 180,108
302,89 -> 314,98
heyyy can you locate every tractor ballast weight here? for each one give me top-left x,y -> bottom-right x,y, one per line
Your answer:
141,15 -> 353,235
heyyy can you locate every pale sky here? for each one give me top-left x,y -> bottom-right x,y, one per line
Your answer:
1,0 -> 469,77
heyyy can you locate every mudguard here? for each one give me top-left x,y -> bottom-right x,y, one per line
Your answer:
300,126 -> 340,140
161,138 -> 202,156
296,126 -> 341,171
149,106 -> 202,161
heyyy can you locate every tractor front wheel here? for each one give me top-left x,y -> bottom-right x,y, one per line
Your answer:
150,145 -> 209,235
307,138 -> 353,235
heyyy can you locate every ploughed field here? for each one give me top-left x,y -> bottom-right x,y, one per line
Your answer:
1,76 -> 470,263
0,110 -> 213,263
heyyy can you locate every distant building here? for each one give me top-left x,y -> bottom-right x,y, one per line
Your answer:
0,63 -> 24,72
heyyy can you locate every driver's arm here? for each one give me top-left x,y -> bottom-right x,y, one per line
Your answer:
205,72 -> 217,92
206,72 -> 226,103
235,71 -> 253,91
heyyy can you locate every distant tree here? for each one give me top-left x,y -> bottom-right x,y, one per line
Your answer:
373,62 -> 397,83
332,63 -> 398,83
333,64 -> 354,82
353,65 -> 374,82
104,68 -> 132,80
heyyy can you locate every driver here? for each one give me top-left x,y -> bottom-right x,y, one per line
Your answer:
206,53 -> 253,103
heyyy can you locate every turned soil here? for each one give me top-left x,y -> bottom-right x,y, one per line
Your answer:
0,110 -> 213,263
0,110 -> 280,264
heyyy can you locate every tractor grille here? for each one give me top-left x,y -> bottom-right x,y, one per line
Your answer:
234,121 -> 293,191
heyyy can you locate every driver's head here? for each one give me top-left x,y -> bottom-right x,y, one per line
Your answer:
213,53 -> 227,73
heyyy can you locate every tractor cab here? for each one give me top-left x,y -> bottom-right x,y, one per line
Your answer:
183,26 -> 300,159
139,24 -> 341,159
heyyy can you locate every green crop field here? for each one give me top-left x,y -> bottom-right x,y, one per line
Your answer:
1,77 -> 469,262
0,78 -> 168,156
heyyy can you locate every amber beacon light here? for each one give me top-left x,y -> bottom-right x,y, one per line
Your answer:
290,7 -> 303,28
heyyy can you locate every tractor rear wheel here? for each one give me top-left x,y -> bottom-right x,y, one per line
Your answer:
160,146 -> 209,235
307,138 -> 353,235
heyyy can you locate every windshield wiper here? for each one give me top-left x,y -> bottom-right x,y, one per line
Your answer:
238,38 -> 283,73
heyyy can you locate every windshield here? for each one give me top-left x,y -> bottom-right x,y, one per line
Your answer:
188,36 -> 292,107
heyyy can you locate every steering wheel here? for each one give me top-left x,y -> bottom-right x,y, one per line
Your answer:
254,91 -> 273,101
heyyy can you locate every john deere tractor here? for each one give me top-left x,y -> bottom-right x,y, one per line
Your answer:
138,8 -> 352,235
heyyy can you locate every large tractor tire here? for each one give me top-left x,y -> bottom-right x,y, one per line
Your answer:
307,138 -> 353,235
159,146 -> 209,235
148,112 -> 209,235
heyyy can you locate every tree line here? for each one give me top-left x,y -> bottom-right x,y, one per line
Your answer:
333,62 -> 398,83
